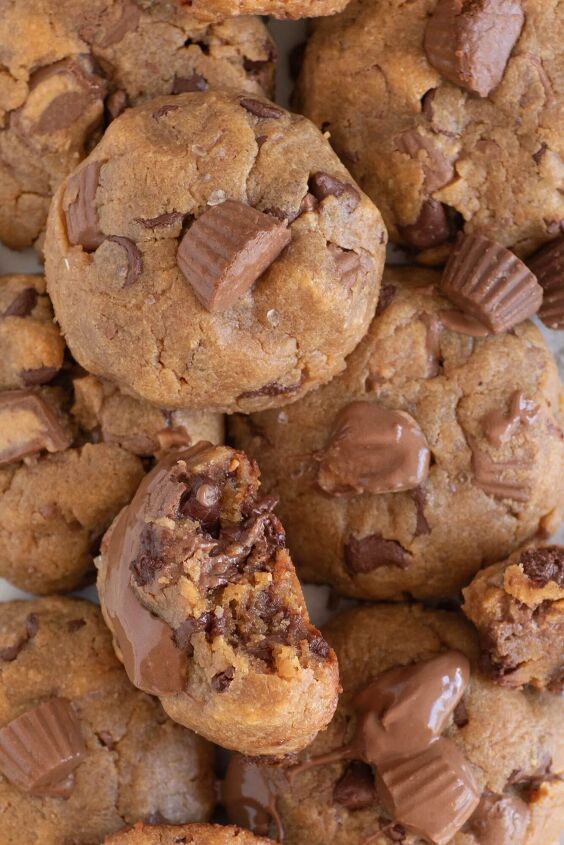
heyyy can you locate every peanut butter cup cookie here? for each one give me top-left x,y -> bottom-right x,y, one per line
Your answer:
174,0 -> 351,21
105,823 -> 274,845
0,597 -> 215,845
44,89 -> 386,412
297,0 -> 564,264
97,442 -> 339,756
0,0 -> 274,251
224,604 -> 564,845
231,266 -> 564,601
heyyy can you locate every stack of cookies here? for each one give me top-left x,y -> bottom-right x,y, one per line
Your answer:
0,1 -> 563,844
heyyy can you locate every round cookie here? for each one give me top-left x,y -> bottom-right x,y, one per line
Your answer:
171,0 -> 351,21
44,89 -> 386,412
297,0 -> 564,264
97,442 -> 339,756
0,0 -> 275,252
104,823 -> 274,845
225,604 -> 564,845
231,266 -> 564,601
0,597 -> 215,845
0,275 -> 65,390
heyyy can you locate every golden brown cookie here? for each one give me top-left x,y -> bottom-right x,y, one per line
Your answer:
463,544 -> 564,693
224,604 -> 564,845
0,0 -> 275,251
44,89 -> 386,412
231,266 -> 564,601
297,0 -> 564,264
97,443 -> 339,756
172,0 -> 351,20
0,597 -> 215,844
104,823 -> 275,844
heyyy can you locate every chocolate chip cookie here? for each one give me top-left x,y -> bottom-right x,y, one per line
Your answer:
175,0 -> 351,21
231,266 -> 564,601
0,0 -> 275,252
224,604 -> 564,845
0,597 -> 215,844
105,823 -> 274,845
0,274 -> 65,390
97,442 -> 339,756
297,0 -> 564,264
463,544 -> 564,693
44,89 -> 386,412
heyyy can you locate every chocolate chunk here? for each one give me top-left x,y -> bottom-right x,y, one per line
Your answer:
20,366 -> 59,386
318,401 -> 430,497
333,761 -> 375,810
399,199 -> 451,250
107,235 -> 143,287
529,236 -> 564,329
375,284 -> 397,316
327,244 -> 363,289
22,59 -> 106,136
469,437 -> 531,502
519,546 -> 564,588
240,98 -> 284,119
0,613 -> 38,662
481,391 -> 538,448
0,390 -> 71,466
65,161 -> 105,251
466,792 -> 529,845
309,172 -> 360,210
135,211 -> 185,229
152,103 -> 179,120
211,666 -> 235,693
2,288 -> 37,318
410,487 -> 431,536
0,698 -> 85,795
172,73 -> 208,93
394,129 -> 453,193
238,376 -> 303,401
94,0 -> 140,48
67,619 -> 87,633
424,0 -> 525,98
453,699 -> 469,728
345,534 -> 410,574
96,730 -> 114,748
223,755 -> 283,840
106,89 -> 128,121
440,233 -> 542,332
438,309 -> 491,337
177,200 -> 291,312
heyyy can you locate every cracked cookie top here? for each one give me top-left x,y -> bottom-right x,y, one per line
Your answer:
164,0 -> 351,21
297,0 -> 564,264
231,265 -> 564,601
0,0 -> 275,252
44,89 -> 386,412
104,822 -> 275,845
0,597 -> 215,844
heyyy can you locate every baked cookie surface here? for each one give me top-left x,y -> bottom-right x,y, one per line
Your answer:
0,597 -> 215,845
105,823 -> 274,844
231,266 -> 564,601
297,0 -> 564,264
0,0 -> 274,251
97,443 -> 339,756
224,604 -> 564,845
172,0 -> 350,20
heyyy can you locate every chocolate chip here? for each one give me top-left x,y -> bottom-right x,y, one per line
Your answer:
173,615 -> 209,652
327,244 -> 363,289
529,236 -> 564,329
152,103 -> 179,120
25,614 -> 39,639
309,172 -> 360,210
67,619 -> 86,633
106,236 -> 143,287
65,161 -> 105,252
177,200 -> 291,313
171,73 -> 208,94
421,88 -> 437,121
333,761 -> 376,810
238,378 -> 303,401
410,487 -> 431,537
307,633 -> 330,658
453,699 -> 469,728
93,0 -> 141,49
2,288 -> 38,318
519,546 -> 564,588
211,666 -> 235,693
178,476 -> 221,533
398,199 -> 452,250
440,233 -> 543,332
240,98 -> 284,119
394,129 -> 453,193
375,284 -> 397,316
424,0 -> 524,98
345,534 -> 411,574
135,211 -> 185,229
20,366 -> 59,386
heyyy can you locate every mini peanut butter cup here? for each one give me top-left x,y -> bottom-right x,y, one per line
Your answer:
529,236 -> 564,329
440,233 -> 542,332
0,697 -> 85,795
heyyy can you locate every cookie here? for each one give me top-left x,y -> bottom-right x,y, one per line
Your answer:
0,0 -> 275,252
104,823 -> 274,844
44,89 -> 386,412
224,604 -> 564,845
0,275 -> 65,390
72,373 -> 224,457
297,0 -> 564,264
173,0 -> 351,21
231,266 -> 564,601
463,544 -> 564,693
97,442 -> 339,756
0,597 -> 215,844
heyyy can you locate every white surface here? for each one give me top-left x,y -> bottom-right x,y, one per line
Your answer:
0,17 -> 562,617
